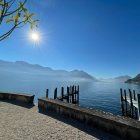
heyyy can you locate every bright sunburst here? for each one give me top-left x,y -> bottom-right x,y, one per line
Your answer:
31,32 -> 39,41
24,29 -> 46,46
30,32 -> 40,43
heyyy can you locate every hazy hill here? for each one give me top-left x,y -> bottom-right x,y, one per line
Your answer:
125,74 -> 140,84
114,75 -> 131,82
99,75 -> 131,82
0,60 -> 96,81
69,70 -> 96,80
0,60 -> 133,83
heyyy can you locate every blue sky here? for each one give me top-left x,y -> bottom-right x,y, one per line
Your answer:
0,0 -> 140,78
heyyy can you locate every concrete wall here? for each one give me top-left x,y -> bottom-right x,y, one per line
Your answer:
38,97 -> 140,140
0,92 -> 34,104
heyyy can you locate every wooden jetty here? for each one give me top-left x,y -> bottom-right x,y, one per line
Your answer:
46,85 -> 79,104
120,88 -> 140,120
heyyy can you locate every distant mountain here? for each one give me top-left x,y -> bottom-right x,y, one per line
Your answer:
125,74 -> 140,84
114,75 -> 131,82
0,60 -> 96,81
69,70 -> 96,80
15,61 -> 53,71
99,75 -> 131,82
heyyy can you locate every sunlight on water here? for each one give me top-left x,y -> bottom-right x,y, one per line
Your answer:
0,78 -> 140,115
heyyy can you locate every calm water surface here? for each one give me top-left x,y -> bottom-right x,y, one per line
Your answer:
79,81 -> 140,115
1,79 -> 140,115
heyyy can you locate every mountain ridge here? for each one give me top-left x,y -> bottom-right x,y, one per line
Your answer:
125,74 -> 140,84
99,75 -> 131,82
0,60 -> 96,81
0,59 -> 133,82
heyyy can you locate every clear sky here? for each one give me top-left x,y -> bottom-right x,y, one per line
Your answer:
0,0 -> 140,78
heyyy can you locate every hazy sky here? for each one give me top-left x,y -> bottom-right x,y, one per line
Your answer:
0,0 -> 140,78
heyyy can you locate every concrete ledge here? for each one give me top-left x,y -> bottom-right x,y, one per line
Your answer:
0,92 -> 34,104
38,97 -> 140,140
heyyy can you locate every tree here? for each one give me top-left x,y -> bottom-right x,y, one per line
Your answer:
0,0 -> 39,41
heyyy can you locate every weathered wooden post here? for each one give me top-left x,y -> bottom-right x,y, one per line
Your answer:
46,89 -> 49,98
133,90 -> 137,119
70,86 -> 73,103
137,94 -> 140,121
129,89 -> 134,118
67,86 -> 69,103
133,90 -> 136,100
69,86 -> 71,103
120,88 -> 124,116
124,89 -> 127,116
72,86 -> 74,103
77,85 -> 79,104
54,88 -> 57,99
61,87 -> 64,101
74,86 -> 76,103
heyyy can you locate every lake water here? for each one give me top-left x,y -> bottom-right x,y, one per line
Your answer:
79,81 -> 140,115
0,79 -> 140,115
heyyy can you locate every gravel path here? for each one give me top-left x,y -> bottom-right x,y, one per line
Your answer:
0,101 -> 122,140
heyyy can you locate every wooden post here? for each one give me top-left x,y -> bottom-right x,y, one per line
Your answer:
133,90 -> 136,100
74,86 -> 76,103
46,89 -> 49,98
129,89 -> 134,118
133,90 -> 137,119
61,87 -> 64,101
77,85 -> 79,104
69,86 -> 72,103
54,88 -> 57,99
120,88 -> 124,116
72,86 -> 74,103
124,89 -> 127,116
67,86 -> 69,103
137,94 -> 140,121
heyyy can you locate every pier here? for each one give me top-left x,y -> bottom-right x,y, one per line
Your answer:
46,85 -> 79,104
120,88 -> 140,120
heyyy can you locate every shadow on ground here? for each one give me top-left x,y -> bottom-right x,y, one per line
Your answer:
38,108 -> 122,140
0,100 -> 35,109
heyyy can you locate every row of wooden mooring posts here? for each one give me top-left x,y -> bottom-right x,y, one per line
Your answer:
120,88 -> 140,120
46,85 -> 79,104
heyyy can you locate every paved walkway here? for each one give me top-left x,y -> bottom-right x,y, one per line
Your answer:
0,101 -> 122,140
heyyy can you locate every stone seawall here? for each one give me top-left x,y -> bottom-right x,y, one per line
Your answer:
0,92 -> 34,104
38,97 -> 140,140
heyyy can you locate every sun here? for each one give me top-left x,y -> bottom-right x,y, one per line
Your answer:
26,29 -> 45,46
31,33 -> 39,41
30,31 -> 40,43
